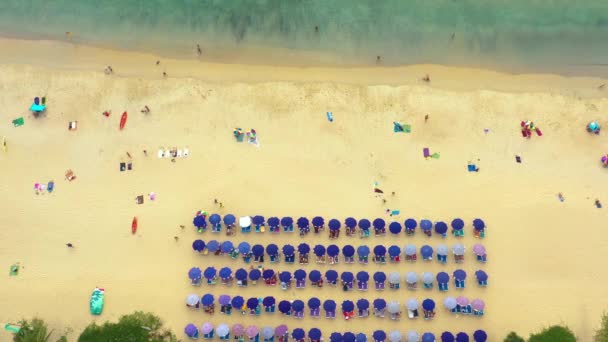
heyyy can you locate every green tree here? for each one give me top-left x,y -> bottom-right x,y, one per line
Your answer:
503,332 -> 525,342
78,311 -> 176,342
528,325 -> 576,342
13,318 -> 66,342
595,311 -> 608,342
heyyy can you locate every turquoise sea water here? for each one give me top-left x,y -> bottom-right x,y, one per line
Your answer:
0,0 -> 607,76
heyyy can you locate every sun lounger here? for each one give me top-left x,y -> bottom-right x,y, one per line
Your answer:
326,310 -> 336,319
294,310 -> 304,319
438,283 -> 448,291
311,308 -> 320,317
477,254 -> 487,262
463,305 -> 472,314
358,281 -> 368,290
296,279 -> 305,288
451,305 -> 460,314
437,255 -> 447,263
474,309 -> 484,316
478,280 -> 488,286
455,280 -> 465,289
358,309 -> 369,318
423,282 -> 433,289
177,149 -> 183,158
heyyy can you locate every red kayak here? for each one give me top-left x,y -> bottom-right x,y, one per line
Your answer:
131,217 -> 138,234
120,112 -> 128,130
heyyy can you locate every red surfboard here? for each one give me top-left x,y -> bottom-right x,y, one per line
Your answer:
131,217 -> 138,234
120,112 -> 128,130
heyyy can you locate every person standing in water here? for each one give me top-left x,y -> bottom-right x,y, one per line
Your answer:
197,44 -> 202,56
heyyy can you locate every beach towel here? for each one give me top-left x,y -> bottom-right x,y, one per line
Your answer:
9,263 -> 19,276
12,117 -> 24,127
47,181 -> 54,193
431,153 -> 440,159
393,122 -> 411,133
136,195 -> 144,204
120,162 -> 126,172
326,112 -> 334,122
4,324 -> 21,333
391,210 -> 400,216
423,148 -> 430,158
467,164 -> 478,172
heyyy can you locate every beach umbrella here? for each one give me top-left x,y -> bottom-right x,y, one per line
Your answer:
357,271 -> 370,282
224,214 -> 236,225
308,297 -> 321,309
219,267 -> 232,279
443,297 -> 457,310
283,244 -> 295,256
389,222 -> 402,234
266,244 -> 279,256
193,215 -> 207,228
326,270 -> 338,282
472,244 -> 486,256
202,323 -> 214,335
451,218 -> 464,230
453,269 -> 467,281
357,298 -> 370,310
422,333 -> 435,342
186,294 -> 199,306
359,219 -> 371,230
422,272 -> 434,285
374,298 -> 387,309
292,300 -> 305,312
294,269 -> 307,280
281,216 -> 293,228
192,239 -> 205,252
221,241 -> 234,253
374,245 -> 386,256
473,219 -> 485,231
373,218 -> 386,230
297,217 -> 309,229
309,329 -> 322,341
422,299 -> 435,311
185,324 -> 199,338
475,270 -> 488,282
249,269 -> 261,281
298,243 -> 311,254
441,332 -> 455,342
345,217 -> 357,228
268,217 -> 280,229
406,272 -> 418,284
388,272 -> 401,284
262,327 -> 274,340
406,298 -> 419,310
232,324 -> 245,336
455,333 -> 468,342
293,328 -> 306,340
436,244 -> 448,256
357,245 -> 370,256
437,272 -> 449,283
312,216 -> 325,227
323,299 -> 337,312
209,214 -> 221,225
252,215 -> 265,226
434,222 -> 448,235
471,299 -> 485,311
188,267 -> 202,280
341,271 -> 354,283
420,219 -> 432,231
246,326 -> 259,339
278,300 -> 291,314
407,331 -> 419,342
262,296 -> 275,307
309,270 -> 322,282
217,324 -> 230,338
331,333 -> 343,342
238,242 -> 251,254
239,216 -> 252,228
356,334 -> 367,342
232,296 -> 244,309
219,295 -> 231,305
327,244 -> 340,257
201,294 -> 214,306
252,244 -> 265,257
404,244 -> 416,256
374,331 -> 386,342
420,245 -> 433,259
343,245 -> 355,257
235,268 -> 248,281
387,301 -> 400,314
388,245 -> 401,257
452,244 -> 465,256
344,332 -> 356,342
247,297 -> 259,310
389,331 -> 402,342
279,271 -> 292,283
456,296 -> 469,306
405,218 -> 418,230
275,325 -> 288,337
329,219 -> 341,230
206,240 -> 220,253
374,271 -> 386,283
472,330 -> 487,342
314,244 -> 326,256
342,300 -> 355,312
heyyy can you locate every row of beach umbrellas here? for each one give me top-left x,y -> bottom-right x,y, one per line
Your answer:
194,214 -> 486,234
192,241 -> 487,258
184,323 -> 488,342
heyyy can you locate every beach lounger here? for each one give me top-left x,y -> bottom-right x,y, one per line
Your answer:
358,309 -> 369,318
463,305 -> 472,315
451,305 -> 460,314
474,309 -> 484,316
437,255 -> 447,263
438,283 -> 448,291
477,254 -> 487,262
423,282 -> 433,289
326,310 -> 336,319
358,281 -> 368,291
296,279 -> 305,288
478,280 -> 488,287
294,310 -> 304,319
311,307 -> 320,317
177,149 -> 183,158
455,280 -> 465,289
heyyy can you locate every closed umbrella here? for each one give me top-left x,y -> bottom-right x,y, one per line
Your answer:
405,272 -> 418,284
323,299 -> 336,312
374,298 -> 386,309
373,331 -> 386,342
238,242 -> 251,254
312,216 -> 325,227
434,222 -> 448,235
297,217 -> 309,229
202,323 -> 214,334
388,245 -> 401,257
420,219 -> 432,231
206,240 -> 220,253
327,245 -> 340,257
407,331 -> 419,342
278,300 -> 291,314
387,301 -> 400,314
388,272 -> 401,284
268,217 -> 280,229
252,244 -> 265,257
314,245 -> 326,256
235,268 -> 247,281
357,245 -> 370,256
329,219 -> 341,230
309,270 -> 322,282
342,300 -> 355,312
249,269 -> 261,281
472,330 -> 487,342
373,218 -> 386,230
219,267 -> 232,279
453,269 -> 467,281
188,267 -> 202,280
358,219 -> 371,231
422,299 -> 435,311
436,244 -> 448,255
231,296 -> 244,309
451,219 -> 464,230
219,295 -> 231,305
298,243 -> 311,255
444,297 -> 457,310
456,296 -> 469,306
185,324 -> 199,338
374,272 -> 386,283
294,269 -> 307,280
389,222 -> 402,234
422,333 -> 435,342
232,324 -> 244,336
275,325 -> 288,337
331,333 -> 344,342
475,270 -> 488,282
308,297 -> 321,309
473,219 -> 485,231
192,239 -> 205,252
472,244 -> 486,256
246,326 -> 259,339
262,296 -> 275,307
343,245 -> 355,257
471,299 -> 485,311
247,297 -> 259,310
309,329 -> 322,341
344,332 -> 356,342
186,294 -> 199,306
345,217 -> 357,228
217,324 -> 230,338
293,328 -> 306,340
201,294 -> 214,306
221,241 -> 234,253
262,327 -> 274,339
455,333 -> 468,342
223,214 -> 236,225
389,331 -> 402,342
420,245 -> 433,259
252,215 -> 265,226
441,332 -> 455,342
404,244 -> 416,256
357,299 -> 370,310
452,244 -> 465,256
283,244 -> 295,256
422,272 -> 434,284
406,298 -> 418,310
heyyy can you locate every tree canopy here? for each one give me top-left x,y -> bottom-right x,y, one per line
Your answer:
503,332 -> 525,342
528,325 -> 576,342
595,312 -> 608,342
13,318 -> 66,342
78,311 -> 176,342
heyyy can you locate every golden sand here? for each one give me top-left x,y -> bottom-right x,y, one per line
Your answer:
1,38 -> 608,341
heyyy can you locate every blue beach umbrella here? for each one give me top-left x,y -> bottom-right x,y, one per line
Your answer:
455,333 -> 469,342
192,239 -> 205,252
453,269 -> 467,280
405,219 -> 418,230
422,333 -> 435,342
344,332 -> 356,342
252,215 -> 265,226
312,216 -> 325,227
420,245 -> 433,259
263,296 -> 275,307
206,240 -> 220,252
374,298 -> 387,309
436,272 -> 449,283
422,299 -> 435,311
357,245 -> 370,256
326,270 -> 338,282
294,269 -> 307,280
314,244 -> 326,256
420,219 -> 432,231
193,215 -> 207,228
345,217 -> 357,228
278,300 -> 291,314
473,219 -> 485,231
324,299 -> 337,311
293,328 -> 306,340
441,332 -> 455,342
356,271 -> 369,282
221,241 -> 234,253
373,218 -> 385,230
330,333 -> 343,342
473,330 -> 487,342
266,244 -> 279,256
297,217 -> 309,229
252,244 -> 264,256
327,245 -> 340,257
219,267 -> 232,279
373,271 -> 386,283
389,222 -> 402,234
262,269 -> 275,280
357,299 -> 370,310
373,245 -> 386,256
283,244 -> 295,256
451,219 -> 464,231
434,221 -> 448,235
356,333 -> 367,342
281,216 -> 293,228
247,297 -> 259,309
249,269 -> 261,280
373,330 -> 386,342
328,219 -> 341,230
224,214 -> 236,225
308,297 -> 321,309
201,294 -> 214,306
309,329 -> 322,341
188,267 -> 202,280
342,245 -> 355,257
388,245 -> 401,257
298,243 -> 311,254
309,270 -> 322,282
235,268 -> 248,281
292,300 -> 305,312
209,214 -> 221,225
475,270 -> 488,282
268,217 -> 280,229
238,242 -> 251,254
359,219 -> 371,230
341,272 -> 354,283
279,271 -> 292,283
231,296 -> 244,308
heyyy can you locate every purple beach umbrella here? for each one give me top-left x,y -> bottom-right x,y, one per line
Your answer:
232,324 -> 244,336
275,325 -> 288,337
246,326 -> 259,338
218,294 -> 231,305
185,323 -> 199,338
201,322 -> 213,334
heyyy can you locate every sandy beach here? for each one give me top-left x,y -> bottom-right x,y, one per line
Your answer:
1,37 -> 608,341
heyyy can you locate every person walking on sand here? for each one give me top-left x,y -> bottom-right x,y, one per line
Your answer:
104,66 -> 113,75
66,243 -> 74,248
141,105 -> 150,114
425,114 -> 429,123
